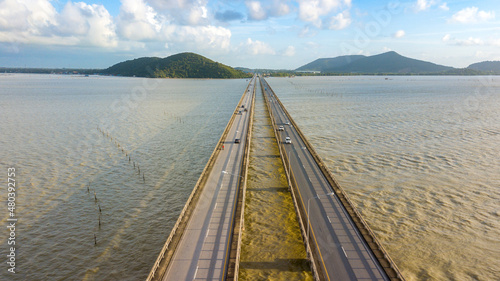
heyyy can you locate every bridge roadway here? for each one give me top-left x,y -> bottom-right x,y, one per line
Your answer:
260,77 -> 391,281
160,77 -> 255,280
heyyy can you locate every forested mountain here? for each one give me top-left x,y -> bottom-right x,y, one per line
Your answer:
103,53 -> 251,78
467,61 -> 500,73
296,55 -> 366,72
296,51 -> 453,74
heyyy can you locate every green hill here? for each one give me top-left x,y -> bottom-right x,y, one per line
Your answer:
103,52 -> 251,78
296,51 -> 453,74
467,61 -> 500,73
296,55 -> 365,72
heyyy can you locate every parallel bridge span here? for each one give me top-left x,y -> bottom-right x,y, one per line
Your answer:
147,75 -> 405,281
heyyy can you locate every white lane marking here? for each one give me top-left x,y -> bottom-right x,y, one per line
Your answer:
206,229 -> 210,238
327,216 -> 331,223
193,266 -> 199,280
342,246 -> 348,258
215,203 -> 217,209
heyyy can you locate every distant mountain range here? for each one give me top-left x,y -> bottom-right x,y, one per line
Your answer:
296,51 -> 459,74
102,52 -> 250,78
2,51 -> 499,76
467,61 -> 500,73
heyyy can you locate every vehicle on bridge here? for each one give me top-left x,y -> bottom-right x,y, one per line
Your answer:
285,137 -> 291,144
278,125 -> 284,131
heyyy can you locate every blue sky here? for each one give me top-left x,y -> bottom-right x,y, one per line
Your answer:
0,0 -> 498,69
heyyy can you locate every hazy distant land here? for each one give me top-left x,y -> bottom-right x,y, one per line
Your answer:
2,51 -> 500,77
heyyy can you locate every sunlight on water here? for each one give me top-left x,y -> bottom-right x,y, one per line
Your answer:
0,74 -> 249,280
239,83 -> 312,281
267,76 -> 500,281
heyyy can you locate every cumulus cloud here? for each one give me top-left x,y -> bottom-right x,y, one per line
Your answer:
327,10 -> 351,30
0,0 -> 117,47
243,38 -> 275,55
141,0 -> 209,26
0,0 -> 57,32
246,1 -> 267,20
393,30 -> 405,38
245,0 -> 292,21
442,34 -> 484,46
414,0 -> 436,12
164,25 -> 231,50
439,3 -> 449,11
298,0 -> 350,24
117,0 -> 164,41
450,7 -> 495,23
0,0 -> 237,56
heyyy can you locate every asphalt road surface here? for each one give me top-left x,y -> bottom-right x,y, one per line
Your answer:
162,77 -> 255,281
260,77 -> 390,281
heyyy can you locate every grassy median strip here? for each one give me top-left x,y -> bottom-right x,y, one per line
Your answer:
238,85 -> 312,281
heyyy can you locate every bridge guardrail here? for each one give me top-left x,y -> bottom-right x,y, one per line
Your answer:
147,77 -> 256,281
262,77 -> 405,281
226,79 -> 256,280
259,77 -> 322,280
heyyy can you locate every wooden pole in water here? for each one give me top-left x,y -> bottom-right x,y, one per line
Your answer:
98,204 -> 102,213
143,173 -> 145,182
94,234 -> 97,245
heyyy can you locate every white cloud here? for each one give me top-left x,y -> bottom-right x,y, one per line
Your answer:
273,1 -> 291,17
59,2 -> 117,47
414,0 -> 436,12
246,1 -> 267,20
187,4 -> 208,25
442,34 -> 484,46
327,10 -> 351,30
0,0 -> 117,47
450,7 -> 495,23
491,39 -> 500,47
117,0 -> 163,41
0,0 -> 56,32
283,45 -> 296,56
243,38 -> 275,55
144,0 -> 209,26
164,25 -> 231,50
245,0 -> 293,21
298,0 -> 351,25
439,3 -> 449,11
393,30 -> 405,38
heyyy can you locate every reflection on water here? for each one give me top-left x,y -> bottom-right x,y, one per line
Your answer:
267,76 -> 500,281
0,74 -> 248,280
239,82 -> 312,281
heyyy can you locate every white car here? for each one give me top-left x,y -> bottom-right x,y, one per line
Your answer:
285,137 -> 291,144
278,126 -> 284,131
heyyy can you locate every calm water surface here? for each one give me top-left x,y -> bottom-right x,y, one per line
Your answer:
267,76 -> 500,281
0,74 -> 248,280
1,74 -> 499,281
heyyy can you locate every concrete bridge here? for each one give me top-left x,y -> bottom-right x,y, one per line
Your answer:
147,76 -> 405,281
